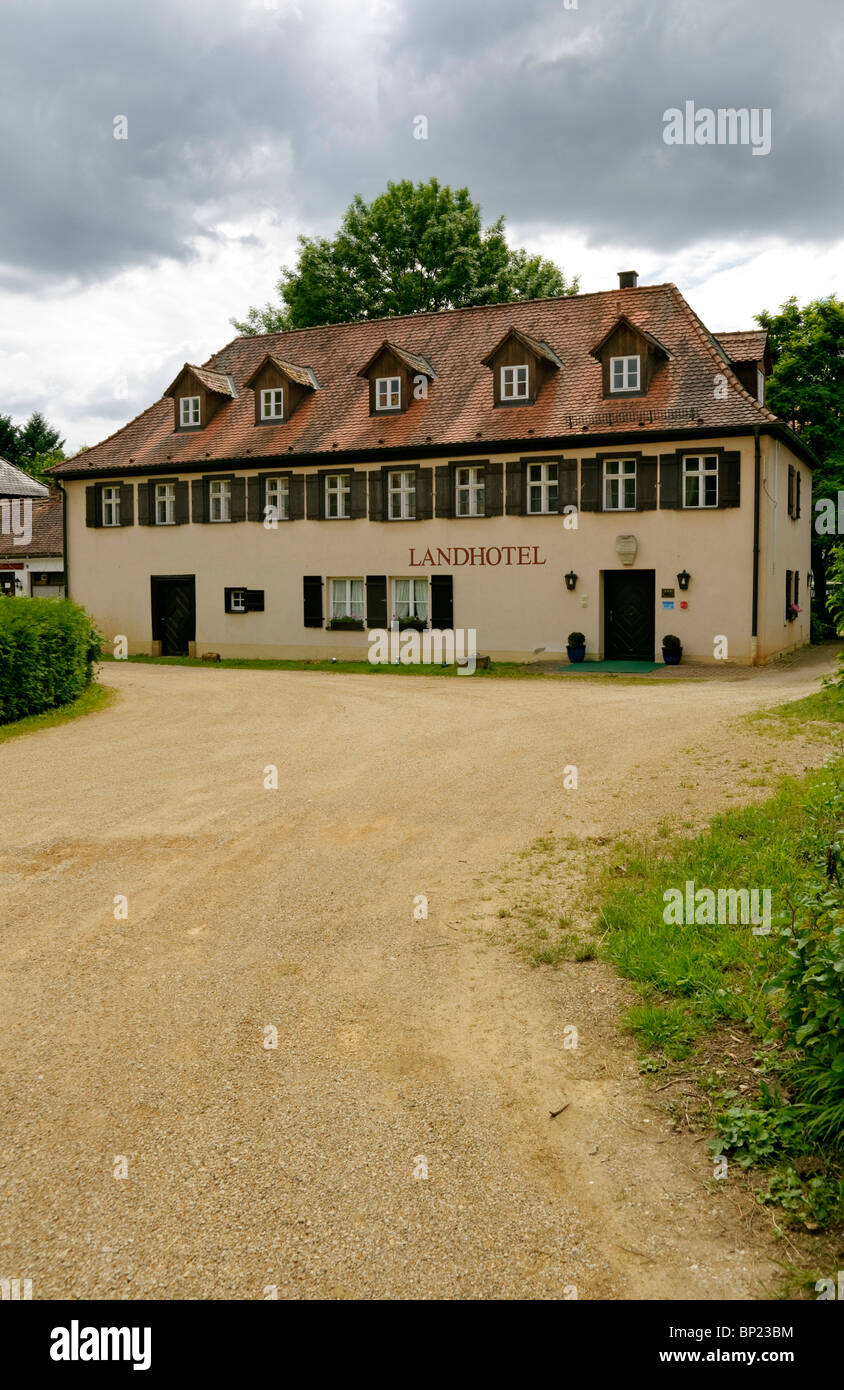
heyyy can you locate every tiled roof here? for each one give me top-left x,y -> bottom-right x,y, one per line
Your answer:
0,457 -> 49,497
0,496 -> 63,558
714,330 -> 769,362
244,354 -> 316,389
50,283 -> 782,478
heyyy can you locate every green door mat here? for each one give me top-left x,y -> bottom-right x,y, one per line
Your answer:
554,659 -> 663,673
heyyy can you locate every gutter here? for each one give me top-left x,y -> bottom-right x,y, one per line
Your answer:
751,425 -> 761,662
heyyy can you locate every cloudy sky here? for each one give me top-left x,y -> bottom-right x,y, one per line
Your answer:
1,0 -> 841,454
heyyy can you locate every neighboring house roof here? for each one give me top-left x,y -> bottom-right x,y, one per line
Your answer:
714,330 -> 769,363
0,495 -> 63,559
49,283 -> 787,479
0,456 -> 49,497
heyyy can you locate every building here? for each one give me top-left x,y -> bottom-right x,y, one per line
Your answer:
0,459 -> 65,597
49,274 -> 812,664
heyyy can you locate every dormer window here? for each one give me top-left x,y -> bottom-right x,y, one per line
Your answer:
501,365 -> 529,401
261,388 -> 284,420
610,356 -> 640,393
246,354 -> 316,426
376,376 -> 402,411
180,396 -> 201,427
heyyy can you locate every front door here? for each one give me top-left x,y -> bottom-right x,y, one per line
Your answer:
604,570 -> 655,660
151,576 -> 196,656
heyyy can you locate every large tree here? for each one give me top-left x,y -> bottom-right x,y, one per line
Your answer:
755,295 -> 844,626
232,179 -> 579,334
0,410 -> 65,484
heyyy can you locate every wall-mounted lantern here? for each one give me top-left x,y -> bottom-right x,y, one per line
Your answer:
677,569 -> 691,591
564,571 -> 578,591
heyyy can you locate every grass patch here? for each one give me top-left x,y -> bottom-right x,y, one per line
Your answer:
0,681 -> 114,744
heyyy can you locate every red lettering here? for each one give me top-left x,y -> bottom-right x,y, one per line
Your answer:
436,548 -> 452,566
453,548 -> 470,566
486,547 -> 501,565
532,546 -> 546,565
518,546 -> 531,564
470,547 -> 485,566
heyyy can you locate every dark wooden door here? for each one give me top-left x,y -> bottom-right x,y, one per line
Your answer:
151,577 -> 196,655
604,570 -> 655,660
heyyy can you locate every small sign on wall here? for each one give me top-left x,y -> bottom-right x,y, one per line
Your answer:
662,600 -> 675,610
661,587 -> 675,598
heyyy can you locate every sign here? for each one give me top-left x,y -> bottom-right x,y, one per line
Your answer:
409,545 -> 546,567
662,600 -> 675,609
661,587 -> 675,597
0,563 -> 24,570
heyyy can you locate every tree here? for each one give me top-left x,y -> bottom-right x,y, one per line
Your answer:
0,413 -> 20,464
0,411 -> 65,483
232,179 -> 579,334
755,296 -> 844,627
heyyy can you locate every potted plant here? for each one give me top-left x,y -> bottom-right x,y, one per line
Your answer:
327,615 -> 365,631
566,631 -> 586,663
397,615 -> 427,632
662,633 -> 683,665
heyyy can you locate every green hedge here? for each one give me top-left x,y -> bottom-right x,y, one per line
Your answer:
0,596 -> 103,724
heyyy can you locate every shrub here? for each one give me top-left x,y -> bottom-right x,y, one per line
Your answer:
567,631 -> 586,647
0,596 -> 103,723
662,634 -> 682,651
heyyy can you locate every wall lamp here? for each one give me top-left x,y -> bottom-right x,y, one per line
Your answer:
564,571 -> 578,592
677,570 -> 691,591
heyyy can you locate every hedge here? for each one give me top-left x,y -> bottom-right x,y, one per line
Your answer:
0,596 -> 103,724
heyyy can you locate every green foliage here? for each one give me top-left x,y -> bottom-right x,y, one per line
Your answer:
567,631 -> 586,646
0,596 -> 102,723
232,178 -> 579,333
758,1167 -> 844,1228
662,634 -> 682,651
0,410 -> 65,482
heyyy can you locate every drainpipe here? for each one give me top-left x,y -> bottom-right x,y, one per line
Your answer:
751,426 -> 761,664
55,478 -> 69,600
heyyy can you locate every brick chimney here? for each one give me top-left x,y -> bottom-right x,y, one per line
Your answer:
618,270 -> 639,289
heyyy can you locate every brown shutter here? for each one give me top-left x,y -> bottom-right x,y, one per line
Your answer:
368,470 -> 384,521
637,457 -> 657,510
365,575 -> 388,628
435,465 -> 452,518
350,472 -> 367,519
289,475 -> 304,520
558,459 -> 577,513
580,458 -> 601,511
505,461 -> 523,515
787,464 -> 795,517
230,477 -> 246,522
796,470 -> 801,520
247,476 -> 261,522
430,574 -> 453,629
119,483 -> 134,525
485,461 -> 503,517
191,479 -> 207,523
85,485 -> 99,527
245,589 -> 265,612
303,575 -> 323,627
785,569 -> 793,621
718,451 -> 741,508
174,481 -> 189,525
416,467 -> 433,520
659,453 -> 681,508
306,474 -> 321,519
224,587 -> 235,613
137,481 -> 151,525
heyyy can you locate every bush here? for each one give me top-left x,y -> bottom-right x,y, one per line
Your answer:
662,633 -> 682,651
0,596 -> 103,723
567,631 -> 586,647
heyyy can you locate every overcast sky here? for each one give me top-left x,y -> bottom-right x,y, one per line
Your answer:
1,0 -> 841,453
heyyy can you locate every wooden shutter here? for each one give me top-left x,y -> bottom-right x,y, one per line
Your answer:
505,461 -> 524,515
303,575 -> 323,627
794,571 -> 799,609
119,483 -> 134,526
416,468 -> 433,520
350,472 -> 367,519
289,475 -> 304,520
796,470 -> 802,519
306,474 -> 321,519
485,461 -> 503,517
785,570 -> 793,621
718,451 -> 741,508
637,457 -> 657,511
787,465 -> 795,518
230,477 -> 246,522
245,589 -> 264,612
366,575 -> 388,628
85,485 -> 99,527
191,479 -> 207,523
558,459 -> 577,513
368,470 -> 384,521
659,453 -> 681,508
174,481 -> 189,525
430,574 -> 453,629
247,476 -> 261,522
224,587 -> 235,613
137,481 -> 151,525
580,458 -> 601,511
435,465 -> 452,518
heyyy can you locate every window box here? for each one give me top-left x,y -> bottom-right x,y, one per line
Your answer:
327,616 -> 365,631
397,616 -> 427,632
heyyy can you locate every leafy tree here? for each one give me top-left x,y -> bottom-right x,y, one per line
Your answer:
755,296 -> 844,625
0,411 -> 65,484
18,411 -> 64,464
232,179 -> 579,334
0,413 -> 20,464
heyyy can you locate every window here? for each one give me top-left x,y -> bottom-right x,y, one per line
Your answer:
455,465 -> 485,517
609,356 -> 640,393
180,396 -> 200,427
387,469 -> 416,520
375,376 -> 401,411
325,473 -> 350,519
230,588 -> 246,613
209,478 -> 231,522
756,367 -> 765,404
683,455 -> 718,508
393,578 -> 428,621
155,482 -> 176,525
101,485 -> 121,526
526,462 -> 558,514
261,388 -> 284,420
501,365 -> 529,401
265,476 -> 289,521
330,578 -> 364,620
603,458 -> 636,510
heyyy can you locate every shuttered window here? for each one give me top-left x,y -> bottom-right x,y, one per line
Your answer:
387,470 -> 416,520
209,479 -> 231,522
330,578 -> 365,620
325,474 -> 350,519
603,459 -> 636,511
526,462 -> 558,514
265,476 -> 289,522
683,455 -> 718,508
393,579 -> 428,621
155,482 -> 176,525
101,485 -> 121,526
455,466 -> 485,517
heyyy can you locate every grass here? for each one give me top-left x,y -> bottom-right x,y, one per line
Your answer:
0,681 -> 114,743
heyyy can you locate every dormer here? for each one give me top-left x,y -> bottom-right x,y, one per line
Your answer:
589,315 -> 671,399
714,331 -> 772,404
164,364 -> 237,432
244,354 -> 317,425
481,327 -> 562,407
357,341 -> 436,416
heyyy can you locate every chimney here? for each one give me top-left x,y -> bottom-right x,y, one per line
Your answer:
618,270 -> 638,289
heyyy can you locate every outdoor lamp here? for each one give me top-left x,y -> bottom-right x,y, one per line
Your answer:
677,569 -> 691,591
565,571 -> 578,591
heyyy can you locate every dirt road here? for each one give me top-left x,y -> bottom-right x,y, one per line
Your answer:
1,650 -> 836,1299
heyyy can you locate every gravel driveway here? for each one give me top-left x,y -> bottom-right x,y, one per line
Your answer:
1,650 -> 836,1300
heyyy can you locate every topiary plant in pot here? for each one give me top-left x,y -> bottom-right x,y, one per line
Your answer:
566,631 -> 586,663
662,633 -> 683,665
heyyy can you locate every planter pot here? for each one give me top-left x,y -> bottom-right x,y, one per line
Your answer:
398,620 -> 427,632
328,620 -> 364,631
662,648 -> 682,665
566,645 -> 586,664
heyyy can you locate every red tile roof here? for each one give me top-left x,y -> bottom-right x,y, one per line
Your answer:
51,283 -> 782,478
0,496 -> 63,558
714,330 -> 769,362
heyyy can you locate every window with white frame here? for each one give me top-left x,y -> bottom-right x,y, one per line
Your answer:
230,588 -> 246,613
501,364 -> 529,401
330,578 -> 364,620
526,462 -> 558,514
683,454 -> 718,508
393,578 -> 428,622
387,469 -> 416,519
264,476 -> 289,521
455,465 -> 485,517
325,473 -> 350,519
756,367 -> 765,404
603,458 -> 636,510
101,485 -> 121,526
180,395 -> 201,426
375,376 -> 401,411
609,356 -> 640,393
261,388 -> 284,420
209,478 -> 232,522
155,482 -> 176,525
